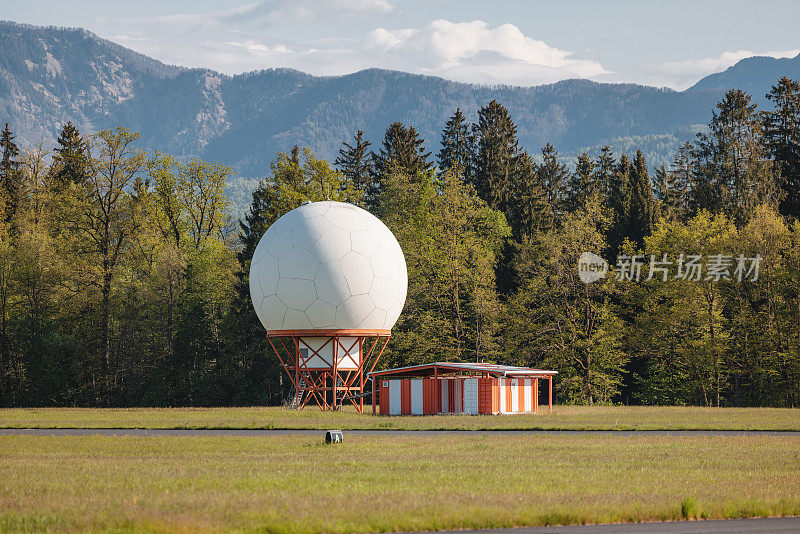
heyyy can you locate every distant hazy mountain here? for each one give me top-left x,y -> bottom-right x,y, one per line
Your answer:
1,20 -> 797,186
688,54 -> 800,100
0,21 -> 181,147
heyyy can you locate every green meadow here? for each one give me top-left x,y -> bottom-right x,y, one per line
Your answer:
2,405 -> 800,431
1,433 -> 799,533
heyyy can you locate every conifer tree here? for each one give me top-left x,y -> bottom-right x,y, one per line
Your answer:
52,121 -> 87,191
653,164 -> 674,223
537,143 -> 570,221
472,100 -> 520,213
764,77 -> 800,220
594,146 -> 615,200
564,152 -> 596,212
654,164 -> 668,200
0,123 -> 20,225
664,141 -> 693,221
437,108 -> 473,179
514,150 -> 551,238
694,89 -> 779,225
606,154 -> 632,257
606,151 -> 654,252
472,101 -> 518,212
627,150 -> 656,248
472,101 -> 533,296
334,130 -> 373,205
372,122 -> 432,180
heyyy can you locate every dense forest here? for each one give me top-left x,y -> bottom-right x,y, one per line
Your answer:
1,77 -> 800,408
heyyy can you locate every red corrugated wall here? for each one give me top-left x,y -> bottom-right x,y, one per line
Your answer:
423,378 -> 436,414
401,379 -> 411,414
478,378 -> 497,414
448,379 -> 455,412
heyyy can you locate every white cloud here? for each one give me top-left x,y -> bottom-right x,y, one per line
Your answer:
361,20 -> 608,85
20,1 -> 800,91
603,49 -> 800,90
226,41 -> 291,54
94,10 -> 608,87
657,49 -> 799,75
365,28 -> 417,50
96,0 -> 398,43
219,0 -> 397,27
100,5 -> 800,89
92,1 -> 404,74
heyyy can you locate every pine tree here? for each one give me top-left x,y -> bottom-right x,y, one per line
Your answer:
606,150 -> 655,253
537,143 -> 570,220
0,123 -> 20,225
472,100 -> 520,213
472,101 -> 539,296
665,141 -> 693,221
0,124 -> 15,400
694,89 -> 779,225
564,152 -> 596,212
627,150 -> 656,248
52,121 -> 87,191
437,108 -> 473,179
514,150 -> 551,238
606,154 -> 632,258
654,164 -> 669,203
334,130 -> 373,206
654,163 -> 683,225
594,146 -> 615,201
372,122 -> 432,180
764,76 -> 800,220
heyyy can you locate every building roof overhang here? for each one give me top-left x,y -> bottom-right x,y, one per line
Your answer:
368,362 -> 557,379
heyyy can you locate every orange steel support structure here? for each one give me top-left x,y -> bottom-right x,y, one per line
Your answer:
267,329 -> 390,412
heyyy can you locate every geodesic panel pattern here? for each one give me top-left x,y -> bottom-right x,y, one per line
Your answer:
249,201 -> 408,331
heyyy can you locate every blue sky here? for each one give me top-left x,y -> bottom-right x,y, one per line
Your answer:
7,0 -> 800,89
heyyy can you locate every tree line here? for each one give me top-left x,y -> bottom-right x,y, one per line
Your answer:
1,76 -> 799,407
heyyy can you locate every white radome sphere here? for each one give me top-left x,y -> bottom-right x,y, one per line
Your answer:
249,201 -> 408,331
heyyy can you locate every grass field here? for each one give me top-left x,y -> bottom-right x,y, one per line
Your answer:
1,433 -> 799,533
1,405 -> 800,431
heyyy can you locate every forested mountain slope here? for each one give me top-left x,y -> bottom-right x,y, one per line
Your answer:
2,20 -> 797,176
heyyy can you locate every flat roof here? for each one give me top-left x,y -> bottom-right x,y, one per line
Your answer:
368,362 -> 557,379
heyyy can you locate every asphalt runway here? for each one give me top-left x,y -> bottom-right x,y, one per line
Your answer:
1,428 -> 800,437
420,517 -> 800,533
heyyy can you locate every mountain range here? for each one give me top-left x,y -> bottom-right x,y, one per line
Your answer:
3,20 -> 800,188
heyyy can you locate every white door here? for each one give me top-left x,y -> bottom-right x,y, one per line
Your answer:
389,380 -> 401,415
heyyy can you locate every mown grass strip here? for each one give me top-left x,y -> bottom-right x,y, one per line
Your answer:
2,405 -> 800,431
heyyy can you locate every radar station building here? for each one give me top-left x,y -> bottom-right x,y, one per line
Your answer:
249,200 -> 559,415
369,362 -> 557,416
